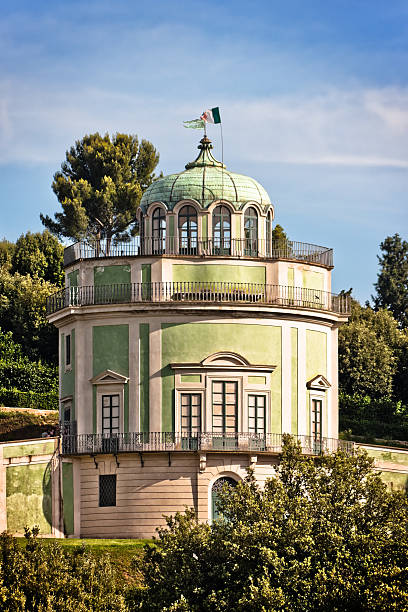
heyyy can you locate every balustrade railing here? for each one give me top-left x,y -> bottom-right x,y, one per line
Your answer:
47,282 -> 350,315
64,237 -> 333,267
61,431 -> 354,455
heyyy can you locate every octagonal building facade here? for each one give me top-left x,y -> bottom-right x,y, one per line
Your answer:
47,136 -> 351,538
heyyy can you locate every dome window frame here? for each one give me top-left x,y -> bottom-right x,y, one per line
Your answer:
212,204 -> 231,256
244,206 -> 258,257
178,204 -> 198,255
152,206 -> 166,255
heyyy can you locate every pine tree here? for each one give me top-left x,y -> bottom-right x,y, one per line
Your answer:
373,233 -> 408,328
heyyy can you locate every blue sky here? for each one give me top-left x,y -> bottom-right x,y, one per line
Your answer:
0,0 -> 407,302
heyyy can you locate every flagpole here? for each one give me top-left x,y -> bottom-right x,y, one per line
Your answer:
220,122 -> 224,202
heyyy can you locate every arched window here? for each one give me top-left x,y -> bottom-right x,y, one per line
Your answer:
211,477 -> 237,522
178,205 -> 198,254
266,210 -> 272,257
152,207 -> 166,254
212,205 -> 231,255
244,207 -> 258,256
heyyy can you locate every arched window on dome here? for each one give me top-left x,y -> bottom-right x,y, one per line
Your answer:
266,210 -> 272,257
211,476 -> 237,522
178,205 -> 198,255
152,207 -> 166,254
212,205 -> 231,255
244,207 -> 258,256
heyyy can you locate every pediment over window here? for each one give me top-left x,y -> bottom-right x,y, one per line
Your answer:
171,351 -> 275,373
201,352 -> 250,367
90,370 -> 129,385
306,375 -> 331,390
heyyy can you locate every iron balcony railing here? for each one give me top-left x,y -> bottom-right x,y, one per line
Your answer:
61,432 -> 354,456
46,282 -> 350,315
64,238 -> 333,267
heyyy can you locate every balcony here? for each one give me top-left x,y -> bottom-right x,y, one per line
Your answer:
63,237 -> 333,268
46,282 -> 350,316
61,432 -> 354,456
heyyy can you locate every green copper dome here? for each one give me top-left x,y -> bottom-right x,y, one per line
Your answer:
140,136 -> 271,213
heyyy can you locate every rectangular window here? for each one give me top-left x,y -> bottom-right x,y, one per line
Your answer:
181,393 -> 201,433
311,399 -> 322,442
248,395 -> 266,435
65,334 -> 71,367
212,381 -> 237,434
102,394 -> 120,435
63,406 -> 71,422
99,474 -> 116,507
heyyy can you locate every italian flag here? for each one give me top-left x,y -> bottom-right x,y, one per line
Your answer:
200,107 -> 221,124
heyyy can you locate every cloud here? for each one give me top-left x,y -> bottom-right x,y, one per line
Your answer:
3,82 -> 408,174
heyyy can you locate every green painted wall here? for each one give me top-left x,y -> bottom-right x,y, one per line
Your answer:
168,215 -> 175,237
94,264 -> 131,286
248,376 -> 266,385
378,471 -> 408,491
181,374 -> 202,383
142,264 -> 151,284
67,269 -> 79,287
172,264 -> 266,284
61,329 -> 75,417
288,268 -> 294,286
62,463 -> 74,535
302,270 -> 324,292
306,330 -> 327,436
161,323 -> 281,433
202,215 -> 208,240
235,215 -> 241,240
6,463 -> 52,534
139,324 -> 150,432
92,325 -> 129,432
3,441 -> 55,459
291,328 -> 298,434
365,448 -> 408,468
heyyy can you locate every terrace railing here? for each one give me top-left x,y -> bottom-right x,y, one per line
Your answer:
64,237 -> 333,267
61,431 -> 354,456
47,282 -> 350,315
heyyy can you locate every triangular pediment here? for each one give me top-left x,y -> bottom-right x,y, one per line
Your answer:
306,374 -> 331,390
201,352 -> 250,367
90,369 -> 129,385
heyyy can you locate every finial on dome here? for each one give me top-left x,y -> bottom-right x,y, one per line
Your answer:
185,136 -> 226,170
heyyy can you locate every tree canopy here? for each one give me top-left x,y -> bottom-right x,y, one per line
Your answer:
373,233 -> 408,329
40,132 -> 160,244
11,230 -> 64,286
131,437 -> 408,611
0,268 -> 58,363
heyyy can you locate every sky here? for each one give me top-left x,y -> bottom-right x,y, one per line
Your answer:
0,0 -> 407,302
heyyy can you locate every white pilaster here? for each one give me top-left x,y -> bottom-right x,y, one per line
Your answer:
297,327 -> 307,436
281,325 -> 292,434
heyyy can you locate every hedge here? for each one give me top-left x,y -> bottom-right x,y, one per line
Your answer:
0,388 -> 58,411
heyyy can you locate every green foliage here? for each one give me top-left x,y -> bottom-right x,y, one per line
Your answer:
0,528 -> 127,611
0,389 -> 58,411
339,392 -> 408,441
373,233 -> 408,329
11,231 -> 64,286
0,408 -> 58,441
0,239 -> 15,270
41,132 -> 160,243
131,437 -> 408,611
0,269 -> 58,363
271,224 -> 288,243
338,298 -> 408,402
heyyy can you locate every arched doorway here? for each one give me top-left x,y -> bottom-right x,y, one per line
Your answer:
211,476 -> 237,522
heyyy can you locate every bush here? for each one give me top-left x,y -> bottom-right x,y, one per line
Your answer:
0,528 -> 127,611
130,437 -> 408,611
339,392 -> 408,439
0,388 -> 58,411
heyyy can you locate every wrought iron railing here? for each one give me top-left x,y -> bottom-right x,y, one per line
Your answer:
46,282 -> 350,315
61,432 -> 354,455
64,238 -> 333,267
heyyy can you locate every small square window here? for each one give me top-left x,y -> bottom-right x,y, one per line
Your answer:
99,474 -> 116,507
65,334 -> 71,367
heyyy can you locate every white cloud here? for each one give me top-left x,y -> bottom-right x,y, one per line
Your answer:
1,82 -> 408,174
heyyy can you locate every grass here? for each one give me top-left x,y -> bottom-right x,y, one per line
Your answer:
16,537 -> 154,588
0,408 -> 59,441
